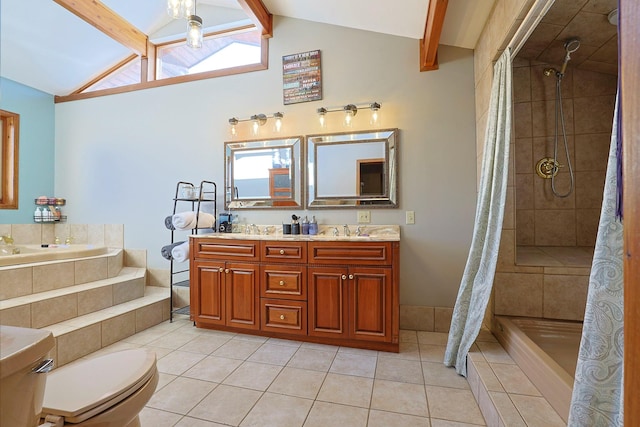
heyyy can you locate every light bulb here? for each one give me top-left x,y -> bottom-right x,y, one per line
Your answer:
228,118 -> 238,138
317,108 -> 327,128
344,111 -> 354,127
273,113 -> 283,133
252,120 -> 260,136
343,104 -> 357,128
182,0 -> 195,17
186,15 -> 203,49
167,0 -> 183,18
369,102 -> 381,126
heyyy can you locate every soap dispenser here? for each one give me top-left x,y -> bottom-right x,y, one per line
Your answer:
309,216 -> 318,235
302,216 -> 310,235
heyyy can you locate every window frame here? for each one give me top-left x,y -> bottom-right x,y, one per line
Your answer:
0,109 -> 19,209
55,25 -> 268,104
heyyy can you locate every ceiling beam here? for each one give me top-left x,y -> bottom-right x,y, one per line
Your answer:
53,0 -> 148,56
420,0 -> 448,71
237,0 -> 273,38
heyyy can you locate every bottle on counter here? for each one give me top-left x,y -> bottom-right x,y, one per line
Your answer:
302,216 -> 309,235
309,216 -> 318,235
291,214 -> 300,235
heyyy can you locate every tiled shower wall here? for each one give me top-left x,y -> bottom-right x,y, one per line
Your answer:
512,59 -> 617,247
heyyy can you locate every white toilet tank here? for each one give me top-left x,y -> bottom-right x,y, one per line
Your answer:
0,325 -> 55,427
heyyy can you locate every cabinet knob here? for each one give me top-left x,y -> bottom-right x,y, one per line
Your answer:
349,274 -> 354,280
225,268 -> 229,274
279,280 -> 285,286
341,275 -> 347,280
279,249 -> 285,255
218,267 -> 224,273
280,314 -> 285,320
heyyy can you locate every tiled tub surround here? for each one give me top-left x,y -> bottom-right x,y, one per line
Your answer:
0,223 -> 170,367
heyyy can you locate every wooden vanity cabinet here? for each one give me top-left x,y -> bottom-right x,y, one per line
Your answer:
308,241 -> 396,345
260,241 -> 307,335
190,239 -> 260,330
190,237 -> 399,351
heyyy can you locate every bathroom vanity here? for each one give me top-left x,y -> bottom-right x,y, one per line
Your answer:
189,229 -> 400,352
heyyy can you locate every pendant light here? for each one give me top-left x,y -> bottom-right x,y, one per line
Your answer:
168,0 -> 203,49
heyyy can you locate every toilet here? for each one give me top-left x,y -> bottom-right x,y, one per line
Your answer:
0,325 -> 158,427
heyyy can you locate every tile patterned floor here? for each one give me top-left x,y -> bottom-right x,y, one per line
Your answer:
80,315 -> 487,426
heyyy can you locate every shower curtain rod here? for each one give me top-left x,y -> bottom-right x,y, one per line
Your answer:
506,0 -> 555,58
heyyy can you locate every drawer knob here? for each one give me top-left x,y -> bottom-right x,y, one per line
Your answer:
218,267 -> 224,273
349,274 -> 354,280
280,314 -> 285,320
225,268 -> 229,273
279,280 -> 285,286
279,249 -> 285,255
341,275 -> 347,280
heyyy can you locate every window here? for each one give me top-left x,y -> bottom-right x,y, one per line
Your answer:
82,57 -> 142,93
0,109 -> 19,209
157,27 -> 262,79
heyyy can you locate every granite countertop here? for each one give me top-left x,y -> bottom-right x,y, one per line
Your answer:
190,225 -> 400,242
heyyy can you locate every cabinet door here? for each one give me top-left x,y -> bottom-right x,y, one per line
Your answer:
192,260 -> 225,326
225,262 -> 260,330
308,267 -> 348,338
349,267 -> 392,342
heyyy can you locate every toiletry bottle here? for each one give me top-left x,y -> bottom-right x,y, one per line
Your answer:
302,216 -> 309,235
309,216 -> 318,235
291,214 -> 300,235
232,214 -> 240,233
34,207 -> 42,223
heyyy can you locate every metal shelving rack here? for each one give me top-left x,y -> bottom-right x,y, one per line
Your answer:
169,180 -> 217,322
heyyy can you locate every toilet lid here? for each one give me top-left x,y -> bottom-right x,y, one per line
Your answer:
41,349 -> 156,423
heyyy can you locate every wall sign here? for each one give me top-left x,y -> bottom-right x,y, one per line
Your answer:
282,50 -> 322,105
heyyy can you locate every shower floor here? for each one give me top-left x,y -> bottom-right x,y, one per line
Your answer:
516,246 -> 594,267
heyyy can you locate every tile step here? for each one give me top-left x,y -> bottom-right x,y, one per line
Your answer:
42,286 -> 170,367
0,267 -> 150,329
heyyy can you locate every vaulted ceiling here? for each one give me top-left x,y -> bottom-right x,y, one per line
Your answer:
0,0 -> 496,96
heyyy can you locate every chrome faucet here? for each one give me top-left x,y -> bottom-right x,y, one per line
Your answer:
356,226 -> 363,236
343,225 -> 350,237
332,227 -> 339,237
0,235 -> 14,245
65,236 -> 74,245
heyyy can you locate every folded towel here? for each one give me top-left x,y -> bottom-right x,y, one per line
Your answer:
171,241 -> 190,263
172,211 -> 215,230
161,241 -> 185,260
165,215 -> 175,230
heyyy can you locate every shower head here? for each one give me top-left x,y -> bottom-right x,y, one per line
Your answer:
564,38 -> 581,54
559,38 -> 580,75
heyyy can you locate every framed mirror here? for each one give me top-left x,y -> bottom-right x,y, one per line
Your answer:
306,128 -> 398,208
225,136 -> 303,209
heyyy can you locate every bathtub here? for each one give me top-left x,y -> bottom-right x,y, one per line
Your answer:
0,245 -> 109,267
492,316 -> 582,423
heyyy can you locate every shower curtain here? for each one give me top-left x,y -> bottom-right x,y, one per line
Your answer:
568,96 -> 623,426
444,48 -> 512,376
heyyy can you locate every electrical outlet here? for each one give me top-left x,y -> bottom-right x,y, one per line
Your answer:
357,210 -> 371,223
406,211 -> 415,224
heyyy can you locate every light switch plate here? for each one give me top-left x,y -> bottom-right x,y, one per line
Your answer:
357,210 -> 371,223
406,211 -> 415,224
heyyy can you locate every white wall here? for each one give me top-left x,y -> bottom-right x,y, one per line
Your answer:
54,16 -> 477,307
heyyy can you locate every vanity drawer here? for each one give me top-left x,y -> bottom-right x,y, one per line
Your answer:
261,299 -> 307,335
261,265 -> 307,300
261,241 -> 307,263
309,241 -> 392,265
193,239 -> 259,261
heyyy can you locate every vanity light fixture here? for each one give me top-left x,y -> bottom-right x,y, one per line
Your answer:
316,102 -> 382,128
228,112 -> 285,138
